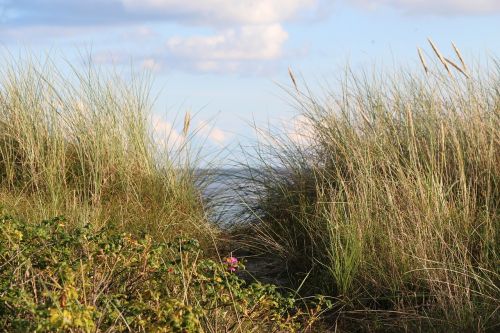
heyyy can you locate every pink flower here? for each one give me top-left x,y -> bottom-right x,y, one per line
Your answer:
224,256 -> 238,272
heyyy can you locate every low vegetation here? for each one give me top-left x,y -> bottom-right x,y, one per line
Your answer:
236,44 -> 499,331
0,213 -> 328,332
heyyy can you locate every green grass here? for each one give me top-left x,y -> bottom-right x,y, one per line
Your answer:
236,54 -> 499,331
0,54 -> 211,243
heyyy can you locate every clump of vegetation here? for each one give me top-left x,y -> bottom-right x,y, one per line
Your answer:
238,44 -> 499,330
0,213 -> 328,332
0,55 -> 331,332
0,55 -> 210,243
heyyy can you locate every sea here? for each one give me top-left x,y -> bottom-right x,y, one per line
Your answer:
196,168 -> 259,226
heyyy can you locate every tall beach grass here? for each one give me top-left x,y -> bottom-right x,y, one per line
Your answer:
0,54 -> 213,243
237,45 -> 499,331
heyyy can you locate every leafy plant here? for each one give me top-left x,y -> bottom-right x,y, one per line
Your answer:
0,214 -> 328,332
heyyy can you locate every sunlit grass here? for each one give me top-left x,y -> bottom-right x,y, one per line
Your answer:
0,54 -> 213,243
237,47 -> 499,330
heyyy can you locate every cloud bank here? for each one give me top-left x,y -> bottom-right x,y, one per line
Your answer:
3,0 -> 496,29
2,0 -> 317,27
165,24 -> 288,73
122,0 -> 316,25
349,0 -> 500,15
2,1 -> 498,74
2,0 -> 320,73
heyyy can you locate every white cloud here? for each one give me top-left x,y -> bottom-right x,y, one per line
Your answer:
196,120 -> 231,146
208,127 -> 227,144
142,58 -> 162,72
151,115 -> 185,149
120,1 -> 314,73
349,0 -> 500,14
165,24 -> 288,72
14,0 -> 498,76
255,115 -> 314,148
121,0 -> 317,25
3,0 -> 325,74
152,117 -> 230,148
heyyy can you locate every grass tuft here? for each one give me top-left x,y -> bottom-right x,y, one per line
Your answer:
0,54 -> 212,243
237,51 -> 500,331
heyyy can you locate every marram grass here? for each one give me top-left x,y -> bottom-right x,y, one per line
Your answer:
237,51 -> 499,331
0,55 -> 211,243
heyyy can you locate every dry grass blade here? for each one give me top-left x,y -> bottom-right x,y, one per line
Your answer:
428,38 -> 451,76
288,66 -> 299,93
417,47 -> 429,74
452,41 -> 469,73
445,57 -> 470,78
183,111 -> 191,136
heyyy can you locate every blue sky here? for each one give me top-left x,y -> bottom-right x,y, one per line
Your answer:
1,0 -> 499,157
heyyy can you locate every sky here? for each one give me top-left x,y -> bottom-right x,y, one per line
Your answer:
1,0 -> 499,161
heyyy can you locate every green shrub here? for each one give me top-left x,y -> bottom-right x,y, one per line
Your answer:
0,213 -> 328,332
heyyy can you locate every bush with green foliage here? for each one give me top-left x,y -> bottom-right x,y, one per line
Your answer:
0,213 -> 329,332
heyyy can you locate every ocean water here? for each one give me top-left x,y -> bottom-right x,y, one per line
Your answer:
196,168 -> 257,226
